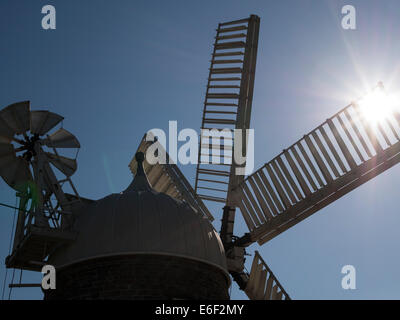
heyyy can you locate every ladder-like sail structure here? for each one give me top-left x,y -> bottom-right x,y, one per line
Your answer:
194,15 -> 260,205
233,90 -> 400,245
245,251 -> 290,300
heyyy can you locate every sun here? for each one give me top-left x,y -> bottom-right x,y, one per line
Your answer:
358,88 -> 399,126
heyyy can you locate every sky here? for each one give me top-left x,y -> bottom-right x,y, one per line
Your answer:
1,0 -> 400,300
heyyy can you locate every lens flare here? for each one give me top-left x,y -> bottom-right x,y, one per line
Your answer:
358,89 -> 399,126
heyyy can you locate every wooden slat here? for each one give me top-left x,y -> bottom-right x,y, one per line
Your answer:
220,18 -> 249,26
237,200 -> 255,230
336,114 -> 365,162
256,269 -> 268,298
159,181 -> 172,193
296,142 -> 325,188
152,174 -> 171,192
238,187 -> 261,226
304,136 -> 333,183
151,168 -> 166,186
205,102 -> 238,107
392,111 -> 400,127
203,118 -> 236,125
198,194 -> 226,203
200,144 -> 233,151
164,183 -> 176,195
352,103 -> 383,153
144,163 -> 156,175
153,173 -> 170,190
209,77 -> 241,82
215,41 -> 246,49
206,93 -> 239,99
197,168 -> 230,176
253,173 -> 279,216
276,157 -> 303,200
319,126 -> 348,173
377,123 -> 392,146
344,108 -> 373,158
248,254 -> 259,284
344,109 -> 372,158
248,177 -> 274,219
208,85 -> 240,89
216,33 -> 247,40
202,139 -> 232,148
271,285 -> 279,300
197,178 -> 228,185
271,160 -> 297,204
197,186 -> 227,193
213,51 -> 244,57
386,118 -> 400,141
290,146 -> 318,191
210,68 -> 242,74
264,276 -> 274,300
265,164 -> 291,209
284,150 -> 311,197
312,131 -> 340,178
212,59 -> 243,64
252,263 -> 264,297
204,110 -> 237,115
242,183 -> 267,223
147,165 -> 163,181
218,25 -> 248,33
170,188 -> 180,198
201,133 -> 233,140
258,169 -> 284,212
327,119 -> 357,169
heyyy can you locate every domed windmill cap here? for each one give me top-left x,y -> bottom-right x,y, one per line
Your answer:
124,152 -> 152,192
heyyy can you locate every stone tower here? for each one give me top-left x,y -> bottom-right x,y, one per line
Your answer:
44,153 -> 230,300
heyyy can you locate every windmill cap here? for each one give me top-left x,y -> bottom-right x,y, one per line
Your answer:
135,151 -> 145,164
124,152 -> 152,192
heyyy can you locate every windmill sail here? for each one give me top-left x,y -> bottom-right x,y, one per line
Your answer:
44,128 -> 81,148
233,94 -> 400,245
194,15 -> 260,205
30,110 -> 64,136
129,134 -> 214,221
0,101 -> 30,135
245,251 -> 290,300
46,152 -> 78,177
0,156 -> 32,192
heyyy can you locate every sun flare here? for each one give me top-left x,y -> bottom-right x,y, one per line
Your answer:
358,89 -> 399,126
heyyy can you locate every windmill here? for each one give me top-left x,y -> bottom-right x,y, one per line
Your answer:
0,101 -> 81,272
2,15 -> 400,300
128,15 -> 400,300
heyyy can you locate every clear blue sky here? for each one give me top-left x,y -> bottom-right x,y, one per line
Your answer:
1,0 -> 400,300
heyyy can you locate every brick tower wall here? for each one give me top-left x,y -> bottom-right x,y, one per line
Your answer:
44,254 -> 230,300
